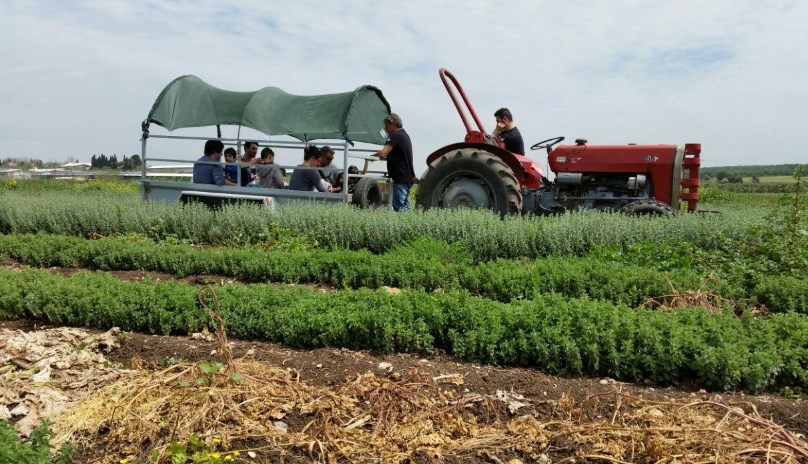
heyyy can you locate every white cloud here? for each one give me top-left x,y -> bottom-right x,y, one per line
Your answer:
1,0 -> 806,171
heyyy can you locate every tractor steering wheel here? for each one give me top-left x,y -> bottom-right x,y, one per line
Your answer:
530,136 -> 565,151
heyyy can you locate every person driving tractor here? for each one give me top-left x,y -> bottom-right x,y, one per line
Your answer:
491,107 -> 524,155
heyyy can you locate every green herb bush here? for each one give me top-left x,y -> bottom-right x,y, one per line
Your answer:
0,233 -> 759,309
1,268 -> 806,393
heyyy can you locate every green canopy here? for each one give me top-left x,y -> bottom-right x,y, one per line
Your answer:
145,75 -> 391,145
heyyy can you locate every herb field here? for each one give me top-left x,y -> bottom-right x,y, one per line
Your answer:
1,181 -> 806,390
1,179 -> 807,463
0,190 -> 770,258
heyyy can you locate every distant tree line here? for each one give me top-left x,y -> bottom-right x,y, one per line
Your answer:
90,154 -> 142,170
1,155 -> 142,171
0,157 -> 47,169
700,164 -> 802,182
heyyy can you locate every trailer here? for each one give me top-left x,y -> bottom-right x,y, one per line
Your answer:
140,75 -> 393,209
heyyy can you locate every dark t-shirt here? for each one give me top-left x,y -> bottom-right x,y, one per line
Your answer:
288,166 -> 327,192
498,127 -> 524,155
239,166 -> 251,186
385,129 -> 415,184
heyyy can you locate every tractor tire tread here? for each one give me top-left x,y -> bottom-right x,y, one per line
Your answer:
621,199 -> 676,216
416,148 -> 522,215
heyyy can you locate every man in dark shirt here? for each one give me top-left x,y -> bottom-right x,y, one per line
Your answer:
491,107 -> 525,155
288,145 -> 332,192
373,113 -> 415,212
240,141 -> 259,186
192,140 -> 226,185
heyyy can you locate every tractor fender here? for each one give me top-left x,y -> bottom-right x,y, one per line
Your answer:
425,142 -> 526,183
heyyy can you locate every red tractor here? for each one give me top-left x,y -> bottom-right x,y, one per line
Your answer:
416,69 -> 701,215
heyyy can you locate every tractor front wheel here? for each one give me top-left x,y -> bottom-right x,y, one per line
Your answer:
416,148 -> 522,215
620,199 -> 675,216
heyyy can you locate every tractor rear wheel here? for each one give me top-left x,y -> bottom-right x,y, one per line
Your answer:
620,199 -> 675,216
416,148 -> 522,215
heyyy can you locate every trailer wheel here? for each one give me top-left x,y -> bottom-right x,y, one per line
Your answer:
621,199 -> 675,216
416,148 -> 522,215
351,177 -> 384,209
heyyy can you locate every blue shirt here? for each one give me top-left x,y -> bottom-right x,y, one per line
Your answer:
192,155 -> 225,185
224,164 -> 238,183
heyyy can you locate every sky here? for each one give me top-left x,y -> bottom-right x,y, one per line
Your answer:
1,0 -> 806,174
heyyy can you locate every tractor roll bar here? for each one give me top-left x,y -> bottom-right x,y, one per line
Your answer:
439,68 -> 488,136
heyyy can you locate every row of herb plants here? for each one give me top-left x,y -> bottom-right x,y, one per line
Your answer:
0,190 -> 766,260
0,268 -> 805,393
0,178 -> 140,194
5,233 -> 805,312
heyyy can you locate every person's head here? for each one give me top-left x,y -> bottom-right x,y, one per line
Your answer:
303,144 -> 321,165
494,108 -> 514,124
260,147 -> 275,163
319,146 -> 335,167
243,141 -> 259,160
223,147 -> 237,163
383,113 -> 403,133
204,140 -> 225,159
346,165 -> 360,186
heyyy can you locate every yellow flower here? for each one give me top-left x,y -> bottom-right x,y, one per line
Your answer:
120,460 -> 129,464
225,456 -> 233,461
212,452 -> 221,459
233,451 -> 240,456
212,437 -> 221,444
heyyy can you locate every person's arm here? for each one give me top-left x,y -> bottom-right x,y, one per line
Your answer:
360,159 -> 370,175
316,177 -> 331,192
308,169 -> 329,192
373,143 -> 393,159
212,166 -> 226,186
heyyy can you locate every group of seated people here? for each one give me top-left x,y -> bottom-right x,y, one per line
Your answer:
287,145 -> 368,193
192,140 -> 368,192
223,142 -> 285,189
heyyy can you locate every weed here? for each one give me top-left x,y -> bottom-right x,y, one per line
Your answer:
750,165 -> 807,274
0,419 -> 74,464
154,434 -> 240,463
196,361 -> 224,386
160,356 -> 190,368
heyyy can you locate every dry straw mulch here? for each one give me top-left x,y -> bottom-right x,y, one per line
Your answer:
53,358 -> 808,463
643,274 -> 737,313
